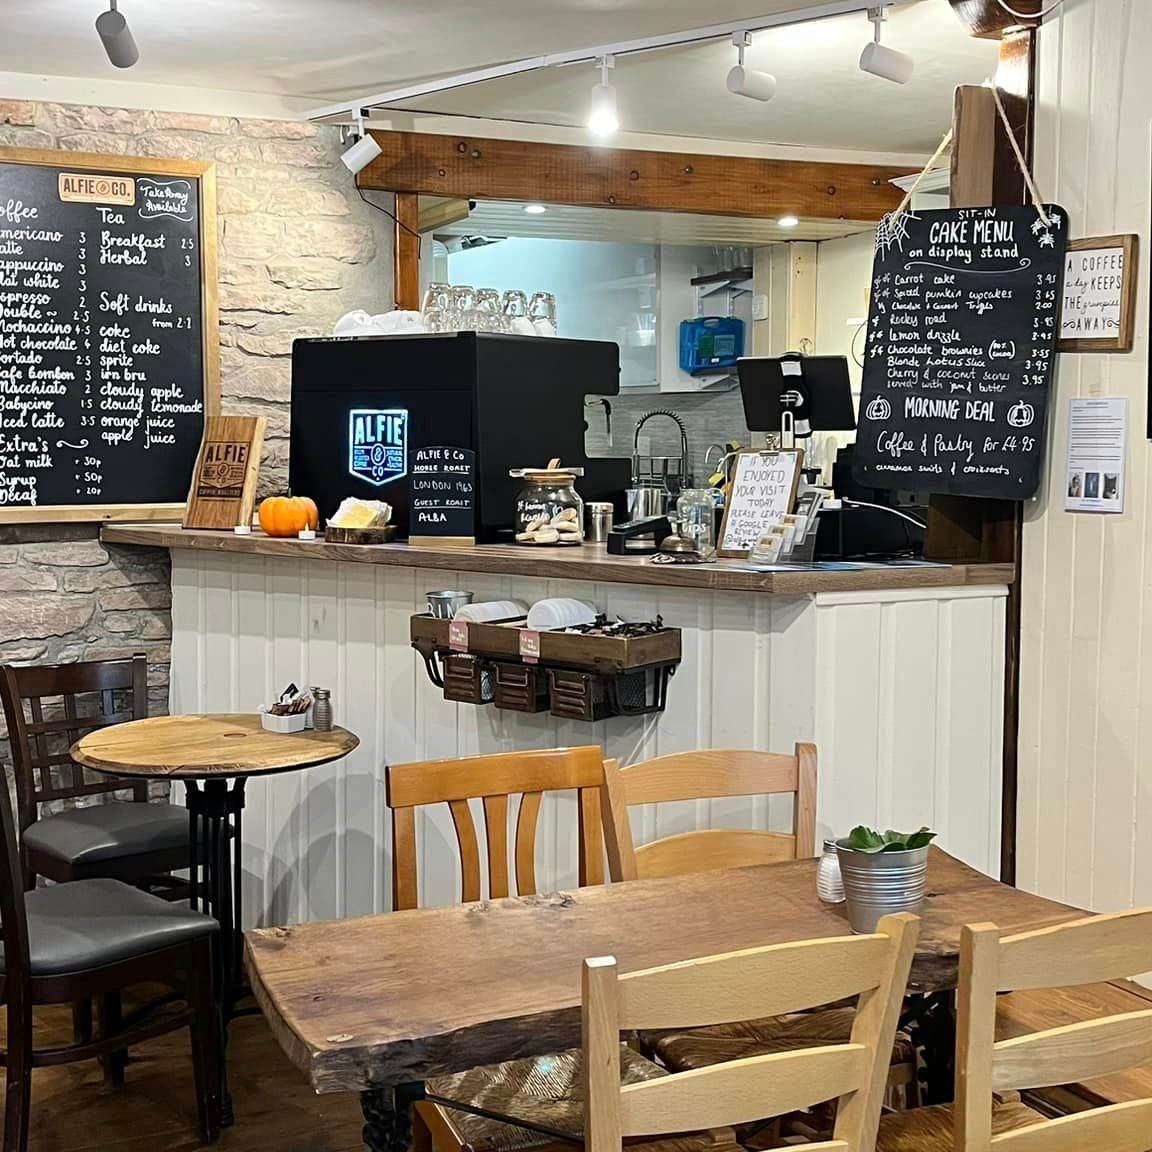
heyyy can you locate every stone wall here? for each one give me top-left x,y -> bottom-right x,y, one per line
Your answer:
0,97 -> 393,772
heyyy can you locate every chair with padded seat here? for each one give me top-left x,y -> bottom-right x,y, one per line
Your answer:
0,654 -> 191,893
875,907 -> 1152,1152
388,746 -> 667,1152
583,913 -> 921,1152
0,747 -> 221,1152
600,747 -> 918,1113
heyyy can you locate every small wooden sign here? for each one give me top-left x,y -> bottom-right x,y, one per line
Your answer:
183,415 -> 265,530
1059,234 -> 1139,352
717,448 -> 803,558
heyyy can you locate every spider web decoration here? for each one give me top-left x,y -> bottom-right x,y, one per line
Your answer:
875,210 -> 917,260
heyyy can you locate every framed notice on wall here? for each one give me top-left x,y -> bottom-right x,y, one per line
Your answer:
1058,235 -> 1138,352
0,147 -> 220,524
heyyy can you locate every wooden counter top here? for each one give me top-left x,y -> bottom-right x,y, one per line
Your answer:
101,522 -> 1015,595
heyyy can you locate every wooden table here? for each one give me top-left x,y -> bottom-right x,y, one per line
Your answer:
246,848 -> 1079,1152
73,713 -> 359,1124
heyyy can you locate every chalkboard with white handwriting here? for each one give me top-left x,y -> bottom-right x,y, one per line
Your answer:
0,150 -> 218,522
853,204 -> 1067,500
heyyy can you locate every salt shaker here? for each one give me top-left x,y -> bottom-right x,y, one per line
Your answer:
816,837 -> 845,903
311,687 -> 333,732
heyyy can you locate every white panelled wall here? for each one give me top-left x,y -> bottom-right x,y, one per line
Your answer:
1018,0 -> 1152,910
170,551 -> 1006,927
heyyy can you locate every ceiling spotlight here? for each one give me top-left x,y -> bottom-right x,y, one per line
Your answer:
588,55 -> 619,138
95,0 -> 139,69
340,115 -> 383,175
726,31 -> 777,103
860,6 -> 914,84
523,204 -> 547,214
778,215 -> 799,228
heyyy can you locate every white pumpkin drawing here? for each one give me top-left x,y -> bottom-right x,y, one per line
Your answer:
1007,400 -> 1035,428
865,396 -> 891,421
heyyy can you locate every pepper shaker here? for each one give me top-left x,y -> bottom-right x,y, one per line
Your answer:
311,687 -> 333,732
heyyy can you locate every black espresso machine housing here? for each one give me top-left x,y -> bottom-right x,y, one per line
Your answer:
290,331 -> 632,541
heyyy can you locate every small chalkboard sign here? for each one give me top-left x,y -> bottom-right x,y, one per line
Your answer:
409,446 -> 476,546
853,204 -> 1067,500
717,449 -> 803,558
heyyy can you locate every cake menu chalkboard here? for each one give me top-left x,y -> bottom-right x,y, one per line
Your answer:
0,149 -> 218,522
853,205 -> 1067,500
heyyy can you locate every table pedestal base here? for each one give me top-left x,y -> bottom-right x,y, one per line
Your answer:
361,1084 -> 423,1152
185,777 -> 248,1127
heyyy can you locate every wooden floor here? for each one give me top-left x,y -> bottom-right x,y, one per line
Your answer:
0,998 -> 365,1152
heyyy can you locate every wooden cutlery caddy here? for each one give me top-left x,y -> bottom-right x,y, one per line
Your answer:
410,614 -> 681,721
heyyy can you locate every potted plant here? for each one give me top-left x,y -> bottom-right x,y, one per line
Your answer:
836,826 -> 937,933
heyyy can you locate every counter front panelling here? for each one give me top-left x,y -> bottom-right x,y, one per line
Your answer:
169,550 -> 1007,927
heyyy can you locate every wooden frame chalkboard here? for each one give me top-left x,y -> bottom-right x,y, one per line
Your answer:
0,147 -> 220,524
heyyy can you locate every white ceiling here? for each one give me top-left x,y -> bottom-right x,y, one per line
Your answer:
399,2 -> 997,152
1,0 -> 996,152
0,0 -> 883,100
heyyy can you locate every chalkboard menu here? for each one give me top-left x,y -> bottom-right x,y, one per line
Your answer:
0,149 -> 219,523
410,446 -> 476,543
853,205 -> 1067,499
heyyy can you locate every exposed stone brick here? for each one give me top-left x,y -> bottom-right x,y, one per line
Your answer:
0,100 -> 35,126
235,327 -> 325,357
258,140 -> 332,168
228,361 -> 291,403
150,111 -> 235,135
267,259 -> 348,290
21,540 -> 109,567
240,119 -> 317,140
281,219 -> 376,264
98,585 -> 172,611
0,567 -> 57,592
48,104 -> 143,134
0,596 -> 93,642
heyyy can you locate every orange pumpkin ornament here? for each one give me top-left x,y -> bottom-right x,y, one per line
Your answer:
258,494 -> 318,537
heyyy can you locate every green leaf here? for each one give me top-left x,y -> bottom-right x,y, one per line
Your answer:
846,825 -> 887,853
905,828 -> 938,850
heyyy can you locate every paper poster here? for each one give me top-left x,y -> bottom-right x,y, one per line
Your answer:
1065,397 -> 1127,513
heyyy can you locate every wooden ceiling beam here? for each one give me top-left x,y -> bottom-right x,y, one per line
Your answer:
948,0 -> 1041,39
358,130 -> 906,222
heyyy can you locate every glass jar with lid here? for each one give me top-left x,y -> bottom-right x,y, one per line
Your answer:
512,460 -> 584,546
676,488 -> 718,559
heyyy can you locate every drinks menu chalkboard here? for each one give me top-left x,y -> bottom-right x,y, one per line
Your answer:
853,205 -> 1066,500
0,149 -> 218,523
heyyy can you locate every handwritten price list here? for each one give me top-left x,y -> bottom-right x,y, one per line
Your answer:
853,205 -> 1067,500
0,163 -> 206,512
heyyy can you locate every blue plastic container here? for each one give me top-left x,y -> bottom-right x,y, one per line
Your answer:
679,316 -> 745,374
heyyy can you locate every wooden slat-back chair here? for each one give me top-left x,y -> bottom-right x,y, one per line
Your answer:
600,746 -> 818,882
584,913 -> 920,1152
0,655 -> 190,893
387,745 -> 605,909
602,745 -> 917,1116
392,747 -> 665,1152
877,907 -> 1152,1152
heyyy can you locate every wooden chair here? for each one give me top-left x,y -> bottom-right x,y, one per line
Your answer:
876,907 -> 1152,1152
600,746 -> 818,882
390,747 -> 664,1152
583,912 -> 920,1152
601,746 -> 917,1114
0,738 -> 221,1152
0,655 -> 191,893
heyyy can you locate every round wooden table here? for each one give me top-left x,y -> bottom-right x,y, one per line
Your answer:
72,713 -> 359,1124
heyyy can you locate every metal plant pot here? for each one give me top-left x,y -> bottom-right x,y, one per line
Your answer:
836,841 -> 929,933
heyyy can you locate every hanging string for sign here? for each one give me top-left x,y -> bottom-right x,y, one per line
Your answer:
988,82 -> 1052,227
892,129 -> 953,220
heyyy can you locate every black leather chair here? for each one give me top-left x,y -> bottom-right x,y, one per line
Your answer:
0,753 -> 221,1151
0,654 -> 191,892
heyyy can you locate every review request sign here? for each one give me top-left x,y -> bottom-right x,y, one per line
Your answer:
349,409 -> 408,486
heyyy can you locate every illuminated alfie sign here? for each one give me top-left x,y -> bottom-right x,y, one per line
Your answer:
348,408 -> 408,486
